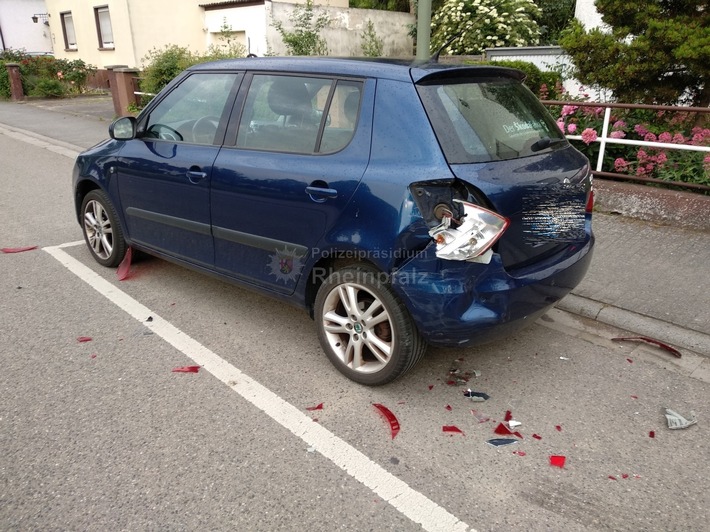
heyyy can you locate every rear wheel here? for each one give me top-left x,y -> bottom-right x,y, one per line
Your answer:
315,265 -> 426,385
81,190 -> 127,268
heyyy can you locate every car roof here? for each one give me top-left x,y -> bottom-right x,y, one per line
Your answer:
188,57 -> 525,83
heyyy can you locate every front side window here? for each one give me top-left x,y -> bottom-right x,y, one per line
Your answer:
94,6 -> 114,49
61,12 -> 77,50
236,74 -> 362,154
143,73 -> 240,145
418,78 -> 564,163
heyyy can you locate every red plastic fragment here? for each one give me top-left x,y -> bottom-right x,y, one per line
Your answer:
442,425 -> 464,435
513,450 -> 526,456
116,247 -> 133,281
1,246 -> 38,253
445,404 -> 452,411
622,474 -> 629,479
555,425 -> 562,432
649,430 -> 655,438
504,410 -> 513,422
172,365 -> 200,373
612,336 -> 682,358
631,395 -> 638,399
428,385 -> 434,390
90,354 -> 97,359
77,336 -> 93,343
306,403 -> 324,411
609,475 -> 617,480
627,358 -> 634,363
532,434 -> 542,440
550,455 -> 566,468
493,423 -> 523,438
373,403 -> 400,439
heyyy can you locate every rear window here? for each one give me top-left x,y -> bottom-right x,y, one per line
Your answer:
417,78 -> 564,163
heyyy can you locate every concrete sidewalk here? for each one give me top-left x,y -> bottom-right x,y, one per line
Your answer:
1,97 -> 709,356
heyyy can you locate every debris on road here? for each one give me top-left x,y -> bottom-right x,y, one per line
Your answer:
77,336 -> 93,343
612,336 -> 682,358
373,403 -> 400,439
550,455 -> 566,468
117,247 -> 133,281
494,422 -> 523,439
306,403 -> 324,411
172,365 -> 200,373
664,408 -> 697,430
1,246 -> 38,253
487,438 -> 517,447
471,409 -> 490,423
442,425 -> 465,435
463,389 -> 490,401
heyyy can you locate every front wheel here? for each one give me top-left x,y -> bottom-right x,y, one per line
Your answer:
81,190 -> 127,268
314,266 -> 427,385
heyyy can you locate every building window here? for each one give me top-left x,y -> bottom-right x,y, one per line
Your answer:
94,6 -> 114,49
61,12 -> 78,50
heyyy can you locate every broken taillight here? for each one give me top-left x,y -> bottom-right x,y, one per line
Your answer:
428,199 -> 509,263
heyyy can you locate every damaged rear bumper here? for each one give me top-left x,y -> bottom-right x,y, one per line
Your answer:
390,234 -> 594,347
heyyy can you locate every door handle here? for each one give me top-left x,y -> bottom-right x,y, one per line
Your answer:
305,186 -> 338,202
187,169 -> 207,183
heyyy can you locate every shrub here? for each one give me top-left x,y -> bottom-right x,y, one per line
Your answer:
481,60 -> 563,98
361,20 -> 384,57
272,0 -> 330,56
139,45 -> 198,97
31,79 -> 65,98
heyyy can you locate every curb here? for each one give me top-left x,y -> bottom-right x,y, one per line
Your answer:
557,293 -> 710,357
594,180 -> 710,232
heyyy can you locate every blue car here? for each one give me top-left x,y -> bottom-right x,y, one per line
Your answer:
73,57 -> 594,385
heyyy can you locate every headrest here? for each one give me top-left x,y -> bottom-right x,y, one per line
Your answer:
267,77 -> 312,117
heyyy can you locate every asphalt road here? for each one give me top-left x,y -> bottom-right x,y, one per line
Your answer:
1,133 -> 709,531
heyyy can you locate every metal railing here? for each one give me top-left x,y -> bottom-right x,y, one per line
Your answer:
541,100 -> 710,193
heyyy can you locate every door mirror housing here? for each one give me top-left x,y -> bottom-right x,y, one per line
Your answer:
109,117 -> 137,140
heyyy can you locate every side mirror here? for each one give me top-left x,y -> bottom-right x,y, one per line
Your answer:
109,117 -> 137,140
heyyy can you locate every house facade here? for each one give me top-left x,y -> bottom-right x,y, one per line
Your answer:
38,0 -> 412,75
0,0 -> 54,54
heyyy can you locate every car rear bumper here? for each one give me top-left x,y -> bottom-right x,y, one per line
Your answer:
391,233 -> 594,347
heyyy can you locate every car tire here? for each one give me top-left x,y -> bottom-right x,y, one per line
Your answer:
81,190 -> 127,268
315,265 -> 427,385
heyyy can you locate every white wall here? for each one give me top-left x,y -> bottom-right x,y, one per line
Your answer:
204,5 -> 269,57
267,2 -> 414,57
574,0 -> 606,31
0,0 -> 54,54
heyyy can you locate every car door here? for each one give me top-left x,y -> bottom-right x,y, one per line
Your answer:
115,72 -> 241,267
210,73 -> 372,293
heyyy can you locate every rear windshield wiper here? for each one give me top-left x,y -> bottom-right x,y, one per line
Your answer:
531,136 -> 568,152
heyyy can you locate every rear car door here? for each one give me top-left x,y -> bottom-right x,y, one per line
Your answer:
210,73 -> 372,293
115,72 -> 241,267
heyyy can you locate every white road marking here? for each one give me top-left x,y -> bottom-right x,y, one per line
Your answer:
44,242 -> 472,532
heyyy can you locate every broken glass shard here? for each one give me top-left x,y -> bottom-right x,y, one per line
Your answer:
77,336 -> 93,343
1,246 -> 38,253
612,336 -> 682,358
471,409 -> 490,423
487,438 -> 517,447
306,403 -> 324,411
117,247 -> 133,281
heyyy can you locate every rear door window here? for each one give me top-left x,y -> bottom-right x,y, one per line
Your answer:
417,78 -> 564,163
236,74 -> 362,154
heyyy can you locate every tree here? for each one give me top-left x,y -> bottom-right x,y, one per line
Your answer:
559,0 -> 710,107
272,0 -> 330,56
535,0 -> 575,44
430,0 -> 541,56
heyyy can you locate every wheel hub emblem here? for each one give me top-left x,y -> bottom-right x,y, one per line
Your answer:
353,323 -> 363,333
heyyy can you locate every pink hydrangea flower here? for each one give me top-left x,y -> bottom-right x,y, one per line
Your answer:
634,124 -> 649,137
556,120 -> 565,132
656,152 -> 668,165
658,132 -> 672,143
612,120 -> 627,130
610,130 -> 626,139
672,133 -> 686,144
561,105 -> 578,117
581,128 -> 598,145
614,158 -> 629,172
644,132 -> 657,143
567,123 -> 578,134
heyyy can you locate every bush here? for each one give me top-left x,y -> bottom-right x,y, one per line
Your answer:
361,20 -> 384,57
139,45 -> 199,97
481,60 -> 563,99
31,78 -> 65,98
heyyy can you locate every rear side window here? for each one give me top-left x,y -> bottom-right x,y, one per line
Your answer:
418,78 -> 564,163
236,74 -> 362,154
